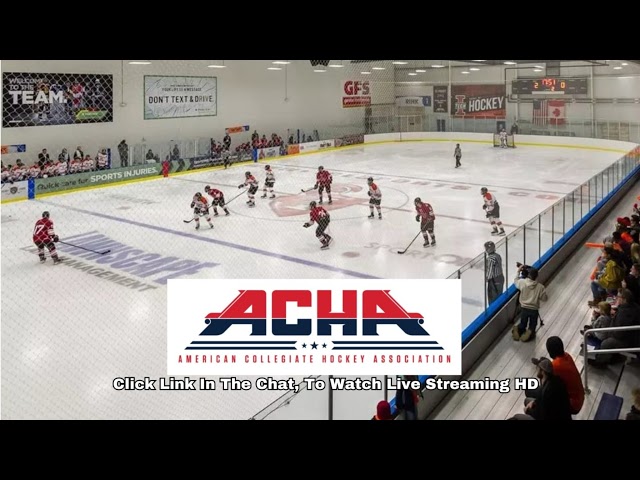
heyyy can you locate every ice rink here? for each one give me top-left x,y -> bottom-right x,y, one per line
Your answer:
1,139 -> 628,419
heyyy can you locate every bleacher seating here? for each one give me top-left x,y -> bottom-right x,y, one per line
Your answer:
593,392 -> 624,420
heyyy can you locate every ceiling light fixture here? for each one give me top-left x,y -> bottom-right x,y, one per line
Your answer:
613,66 -> 622,70
415,69 -> 426,73
371,67 -> 386,70
469,67 -> 480,71
272,61 -> 291,65
407,72 -> 417,76
621,62 -> 628,66
314,69 -> 327,72
461,71 -> 470,74
431,64 -> 445,68
267,67 -> 282,71
392,61 -> 408,65
533,69 -> 542,72
361,71 -> 371,75
504,61 -> 517,65
129,61 -> 151,65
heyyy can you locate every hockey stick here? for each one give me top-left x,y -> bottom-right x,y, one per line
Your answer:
225,189 -> 248,206
300,186 -> 316,193
397,231 -> 422,254
58,240 -> 111,255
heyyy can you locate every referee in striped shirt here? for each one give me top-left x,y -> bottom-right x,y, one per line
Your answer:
484,241 -> 505,304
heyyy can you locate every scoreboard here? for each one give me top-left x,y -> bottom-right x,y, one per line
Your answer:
511,78 -> 588,95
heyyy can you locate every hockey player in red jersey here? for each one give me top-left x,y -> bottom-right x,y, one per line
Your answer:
314,166 -> 333,204
33,211 -> 61,264
481,187 -> 505,236
303,201 -> 333,249
238,171 -> 259,207
204,185 -> 230,216
261,164 -> 276,199
367,177 -> 382,219
414,198 -> 436,247
190,192 -> 214,230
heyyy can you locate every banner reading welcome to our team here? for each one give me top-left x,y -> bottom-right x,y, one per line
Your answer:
144,76 -> 217,120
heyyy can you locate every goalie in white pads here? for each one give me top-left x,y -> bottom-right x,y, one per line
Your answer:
262,164 -> 275,199
367,177 -> 382,219
499,128 -> 508,148
481,187 -> 505,236
191,192 -> 214,230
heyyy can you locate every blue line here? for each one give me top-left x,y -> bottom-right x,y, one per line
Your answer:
332,347 -> 444,350
332,341 -> 439,344
190,341 -> 296,344
38,200 -> 380,279
185,347 -> 297,350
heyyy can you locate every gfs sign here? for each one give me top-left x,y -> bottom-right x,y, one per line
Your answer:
342,80 -> 371,108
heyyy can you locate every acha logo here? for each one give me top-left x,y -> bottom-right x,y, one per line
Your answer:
269,183 -> 365,217
167,279 -> 462,376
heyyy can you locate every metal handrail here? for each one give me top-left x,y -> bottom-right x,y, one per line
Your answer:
582,324 -> 640,393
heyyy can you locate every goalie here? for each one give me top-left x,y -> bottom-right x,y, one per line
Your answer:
499,128 -> 508,148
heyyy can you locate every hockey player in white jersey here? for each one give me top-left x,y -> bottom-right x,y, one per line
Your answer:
367,177 -> 382,219
261,164 -> 276,199
481,187 -> 505,236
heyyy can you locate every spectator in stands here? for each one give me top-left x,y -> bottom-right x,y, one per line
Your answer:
512,265 -> 548,343
524,357 -> 572,420
484,241 -> 504,305
544,336 -> 584,415
38,148 -> 50,168
58,148 -> 70,164
589,288 -> 640,367
223,133 -> 231,150
96,149 -> 108,170
372,400 -> 392,420
289,134 -> 295,145
251,130 -> 259,143
118,140 -> 129,167
171,144 -> 184,172
394,375 -> 421,420
629,215 -> 639,236
510,121 -> 519,135
582,301 -> 613,347
146,149 -> 155,161
589,246 -> 625,306
622,263 -> 640,302
626,387 -> 640,420
629,231 -> 640,265
73,146 -> 84,160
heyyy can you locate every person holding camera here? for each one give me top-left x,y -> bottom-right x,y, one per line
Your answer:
512,264 -> 548,342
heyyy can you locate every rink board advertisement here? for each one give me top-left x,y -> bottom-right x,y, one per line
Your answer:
298,139 -> 335,153
451,84 -> 506,118
2,72 -> 113,128
34,164 -> 161,195
167,279 -> 462,376
1,180 -> 28,202
144,76 -> 217,119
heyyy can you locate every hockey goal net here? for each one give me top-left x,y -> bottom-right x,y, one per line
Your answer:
493,133 -> 516,148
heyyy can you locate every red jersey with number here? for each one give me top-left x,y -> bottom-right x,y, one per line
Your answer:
33,218 -> 55,243
416,202 -> 435,221
310,206 -> 329,223
316,170 -> 332,187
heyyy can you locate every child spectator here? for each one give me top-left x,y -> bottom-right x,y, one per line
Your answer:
581,301 -> 612,347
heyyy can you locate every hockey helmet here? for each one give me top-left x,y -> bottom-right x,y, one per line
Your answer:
265,164 -> 271,170
318,166 -> 324,171
367,177 -> 374,185
309,201 -> 317,209
480,187 -> 488,195
42,211 -> 50,218
414,197 -> 421,204
195,192 -> 202,198
245,171 -> 251,177
204,185 -> 211,192
484,241 -> 495,253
